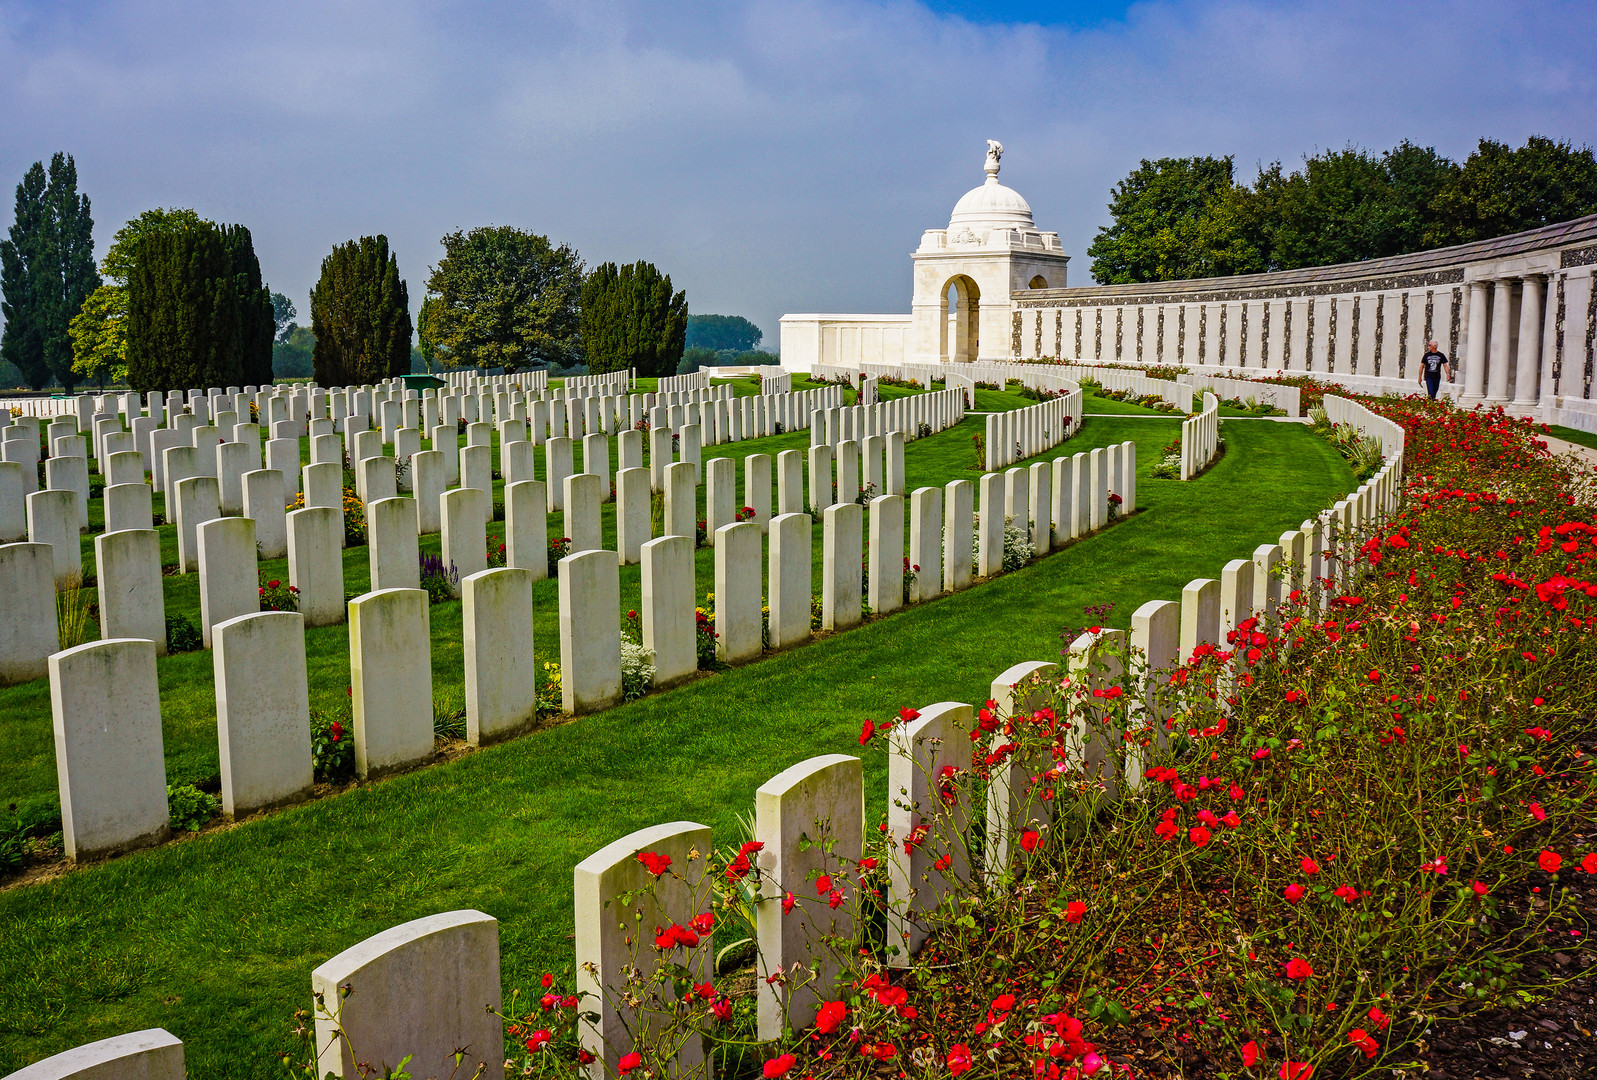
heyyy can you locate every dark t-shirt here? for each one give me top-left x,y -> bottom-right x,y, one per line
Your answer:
1421,350 -> 1449,377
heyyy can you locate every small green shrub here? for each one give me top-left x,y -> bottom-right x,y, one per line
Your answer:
433,689 -> 466,741
167,784 -> 218,832
165,615 -> 202,653
310,707 -> 354,781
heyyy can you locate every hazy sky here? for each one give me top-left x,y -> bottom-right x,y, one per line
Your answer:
1,0 -> 1593,347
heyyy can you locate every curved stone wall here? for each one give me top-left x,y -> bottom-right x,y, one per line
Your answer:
1012,214 -> 1597,433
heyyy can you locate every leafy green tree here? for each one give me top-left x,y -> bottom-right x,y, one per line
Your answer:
309,235 -> 412,386
102,208 -> 207,283
423,227 -> 583,372
416,294 -> 443,371
68,284 -> 128,386
125,219 -> 252,392
272,325 -> 316,379
1426,136 -> 1597,247
580,260 -> 688,377
685,314 -> 761,352
271,292 -> 297,341
0,153 -> 100,391
1087,156 -> 1248,283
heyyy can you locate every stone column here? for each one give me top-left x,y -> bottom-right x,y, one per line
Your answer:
1462,279 -> 1490,400
1485,278 -> 1515,402
349,588 -> 433,779
1512,275 -> 1546,406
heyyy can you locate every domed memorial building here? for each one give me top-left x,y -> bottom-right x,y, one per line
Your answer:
781,140 -> 1597,435
782,141 -> 1070,366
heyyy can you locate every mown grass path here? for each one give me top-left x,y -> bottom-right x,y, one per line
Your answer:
0,414 -> 1353,1076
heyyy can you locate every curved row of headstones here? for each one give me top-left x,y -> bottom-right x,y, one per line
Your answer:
4,436 -> 1405,1080
1180,392 -> 1221,480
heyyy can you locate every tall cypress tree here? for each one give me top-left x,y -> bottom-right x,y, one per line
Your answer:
310,236 -> 412,386
580,260 -> 687,377
0,154 -> 99,391
222,224 -> 275,386
125,220 -> 245,392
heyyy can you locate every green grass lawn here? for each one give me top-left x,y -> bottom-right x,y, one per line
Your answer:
0,416 -> 1355,1076
1544,423 -> 1597,452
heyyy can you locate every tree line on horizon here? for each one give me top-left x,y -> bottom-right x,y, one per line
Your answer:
1087,135 -> 1597,284
0,156 -> 775,393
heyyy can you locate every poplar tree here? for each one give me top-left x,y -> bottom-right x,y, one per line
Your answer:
580,260 -> 688,377
0,153 -> 100,391
309,235 -> 412,386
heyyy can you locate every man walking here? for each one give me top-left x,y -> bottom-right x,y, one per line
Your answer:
1418,340 -> 1452,399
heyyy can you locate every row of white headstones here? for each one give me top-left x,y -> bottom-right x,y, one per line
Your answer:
2,427 -> 1148,863
6,425 -> 1406,1080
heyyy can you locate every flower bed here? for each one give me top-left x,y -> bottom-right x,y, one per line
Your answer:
454,399 -> 1597,1079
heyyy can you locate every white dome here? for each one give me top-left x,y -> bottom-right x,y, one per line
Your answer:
949,175 -> 1036,232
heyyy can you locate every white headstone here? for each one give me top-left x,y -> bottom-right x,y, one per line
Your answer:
867,493 -> 904,615
821,501 -> 862,630
641,535 -> 695,688
311,910 -> 502,1080
564,472 -> 603,554
558,548 -> 621,714
441,486 -> 489,594
95,529 -> 165,652
50,638 -> 169,860
287,506 -> 345,626
27,487 -> 82,586
198,516 -> 258,648
349,588 -> 433,779
886,701 -> 971,964
767,512 -> 811,649
504,479 -> 548,579
615,466 -> 649,565
0,542 -> 59,682
369,497 -> 421,592
463,567 -> 537,745
5,1029 -> 184,1080
214,611 -> 313,816
714,521 -> 762,663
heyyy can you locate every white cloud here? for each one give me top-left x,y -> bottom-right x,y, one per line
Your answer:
0,0 -> 1592,343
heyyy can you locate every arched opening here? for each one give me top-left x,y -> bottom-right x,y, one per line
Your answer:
1028,275 -> 1048,289
941,275 -> 981,363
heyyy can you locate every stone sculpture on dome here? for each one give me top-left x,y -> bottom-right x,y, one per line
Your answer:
985,139 -> 1004,172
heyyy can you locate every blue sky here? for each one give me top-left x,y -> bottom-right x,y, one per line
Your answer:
1,0 -> 1593,347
